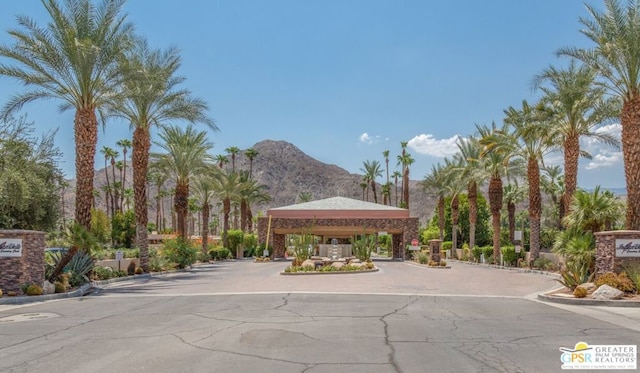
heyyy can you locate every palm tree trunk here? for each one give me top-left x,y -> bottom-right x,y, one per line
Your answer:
202,203 -> 210,255
488,175 -> 503,264
438,196 -> 445,240
74,108 -> 98,229
222,198 -> 230,248
240,199 -> 248,232
508,201 -> 515,243
451,194 -> 459,256
371,181 -> 378,203
468,181 -> 478,250
621,97 -> 640,229
403,169 -> 410,209
175,182 -> 189,239
528,158 -> 541,260
133,127 -> 150,271
104,159 -> 111,218
562,132 -> 580,219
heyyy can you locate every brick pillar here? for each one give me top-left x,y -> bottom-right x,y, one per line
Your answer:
594,230 -> 640,275
0,230 -> 46,293
392,234 -> 403,259
273,233 -> 286,259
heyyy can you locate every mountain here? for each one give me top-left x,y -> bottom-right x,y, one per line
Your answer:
63,140 -> 436,226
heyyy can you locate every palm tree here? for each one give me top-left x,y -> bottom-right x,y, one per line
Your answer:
423,163 -> 448,240
245,148 -> 259,178
382,150 -> 390,205
563,187 -> 624,233
0,0 -> 133,229
502,183 -> 526,243
360,160 -> 383,203
392,170 -> 402,207
359,182 -> 368,201
238,172 -> 270,232
398,153 -> 415,209
192,168 -> 220,254
559,0 -> 640,229
213,170 -> 240,249
225,146 -> 241,172
442,158 -> 465,254
298,191 -> 313,203
398,141 -> 408,204
215,154 -> 229,169
108,40 -> 215,270
478,122 -> 523,263
116,138 -> 132,210
541,165 -> 565,228
100,146 -> 117,218
532,60 -> 619,217
151,125 -> 214,240
361,175 -> 371,201
503,100 -> 553,260
454,136 -> 484,250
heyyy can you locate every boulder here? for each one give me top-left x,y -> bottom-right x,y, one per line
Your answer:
576,282 -> 597,295
42,281 -> 56,295
350,259 -> 361,264
592,284 -> 623,300
331,262 -> 344,270
301,259 -> 316,269
348,262 -> 363,268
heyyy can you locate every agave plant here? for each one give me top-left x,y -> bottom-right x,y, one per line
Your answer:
46,251 -> 95,287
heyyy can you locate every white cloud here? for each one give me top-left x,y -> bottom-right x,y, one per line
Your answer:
407,133 -> 461,158
582,123 -> 623,170
359,132 -> 382,144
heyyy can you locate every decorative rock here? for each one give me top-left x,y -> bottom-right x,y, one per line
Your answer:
301,259 -> 316,269
576,282 -> 597,295
350,259 -> 361,264
331,262 -> 344,269
349,262 -> 363,268
592,284 -> 623,300
42,281 -> 55,295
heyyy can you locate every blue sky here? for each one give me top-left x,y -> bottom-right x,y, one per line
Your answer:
0,0 -> 624,189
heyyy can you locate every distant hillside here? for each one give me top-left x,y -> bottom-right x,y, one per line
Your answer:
63,140 -> 436,226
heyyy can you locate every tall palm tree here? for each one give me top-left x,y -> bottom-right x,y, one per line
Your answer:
192,168 -> 220,254
454,136 -> 484,250
382,150 -> 390,205
398,141 -> 408,204
108,40 -> 215,270
559,0 -> 640,229
532,60 -> 619,217
116,138 -> 132,210
503,100 -> 553,260
359,181 -> 368,201
423,163 -> 448,240
360,160 -> 383,203
244,148 -> 259,178
151,125 -> 214,240
100,146 -> 117,218
212,170 -> 240,249
238,172 -> 270,232
0,0 -> 133,230
398,153 -> 415,209
392,170 -> 402,207
225,146 -> 241,172
478,122 -> 523,263
502,183 -> 526,243
442,158 -> 465,253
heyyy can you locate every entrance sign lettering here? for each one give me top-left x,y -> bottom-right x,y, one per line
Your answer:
0,239 -> 23,257
615,239 -> 640,257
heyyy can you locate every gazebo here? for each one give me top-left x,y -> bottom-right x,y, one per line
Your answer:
257,196 -> 419,260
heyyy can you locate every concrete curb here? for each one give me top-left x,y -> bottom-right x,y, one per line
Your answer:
537,293 -> 640,308
280,268 -> 379,275
451,259 -> 561,279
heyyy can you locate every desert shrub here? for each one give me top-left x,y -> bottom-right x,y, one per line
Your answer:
573,286 -> 588,298
149,256 -> 167,272
533,257 -> 555,271
418,253 -> 428,264
595,272 -> 636,293
134,267 -> 144,275
622,263 -> 640,294
162,238 -> 197,269
352,233 -> 376,262
291,232 -> 314,265
196,252 -> 210,263
127,260 -> 136,275
556,260 -> 594,291
54,281 -> 65,293
26,284 -> 43,296
92,266 -> 115,280
440,260 -> 447,267
209,247 -> 231,260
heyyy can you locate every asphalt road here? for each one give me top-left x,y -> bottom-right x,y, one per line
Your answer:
0,261 -> 638,373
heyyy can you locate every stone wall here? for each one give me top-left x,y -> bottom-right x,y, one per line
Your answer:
0,230 -> 46,293
594,230 -> 640,275
258,217 -> 419,260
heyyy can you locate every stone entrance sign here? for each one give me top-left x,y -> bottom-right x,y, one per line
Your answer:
594,230 -> 640,275
0,239 -> 23,257
0,230 -> 45,293
615,239 -> 640,257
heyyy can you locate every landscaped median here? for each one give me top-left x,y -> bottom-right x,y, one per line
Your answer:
281,257 -> 378,275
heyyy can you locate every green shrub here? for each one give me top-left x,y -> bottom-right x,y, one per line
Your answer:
209,247 -> 230,260
162,238 -> 197,269
418,253 -> 428,264
533,257 -> 555,271
196,252 -> 210,263
243,234 -> 258,251
500,246 -> 521,266
227,230 -> 244,255
442,241 -> 453,251
352,233 -> 375,262
471,246 -> 482,262
622,263 -> 640,294
149,256 -> 167,272
26,284 -> 43,296
92,266 -> 115,280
